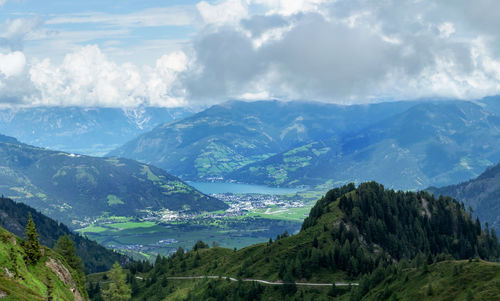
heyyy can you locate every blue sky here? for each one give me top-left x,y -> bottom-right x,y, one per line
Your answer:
1,0 -> 500,108
1,0 -> 203,64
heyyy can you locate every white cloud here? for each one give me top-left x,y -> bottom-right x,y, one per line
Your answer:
197,0 -> 249,25
0,0 -> 6,7
4,0 -> 500,107
0,51 -> 26,77
253,0 -> 328,16
178,0 -> 500,104
28,45 -> 187,107
438,22 -> 455,38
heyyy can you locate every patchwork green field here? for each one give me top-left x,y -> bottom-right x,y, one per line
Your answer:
77,216 -> 301,260
76,185 -> 334,260
74,187 -> 335,260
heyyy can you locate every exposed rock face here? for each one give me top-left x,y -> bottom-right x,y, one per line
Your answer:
3,267 -> 13,278
45,258 -> 84,301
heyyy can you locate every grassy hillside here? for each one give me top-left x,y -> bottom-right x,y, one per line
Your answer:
362,260 -> 500,301
0,134 -> 226,227
0,196 -> 128,273
96,182 -> 499,300
0,226 -> 87,300
109,100 -> 416,181
232,101 -> 500,190
428,162 -> 500,238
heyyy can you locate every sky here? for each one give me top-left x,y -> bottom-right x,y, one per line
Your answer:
1,0 -> 500,108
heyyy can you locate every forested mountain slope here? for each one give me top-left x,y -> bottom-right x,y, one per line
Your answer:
428,161 -> 500,237
0,196 -> 128,273
0,134 -> 226,227
114,182 -> 500,300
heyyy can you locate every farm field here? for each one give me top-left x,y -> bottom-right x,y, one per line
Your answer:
76,185 -> 331,259
77,215 -> 301,259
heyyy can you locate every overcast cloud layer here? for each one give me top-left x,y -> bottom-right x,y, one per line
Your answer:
1,0 -> 500,107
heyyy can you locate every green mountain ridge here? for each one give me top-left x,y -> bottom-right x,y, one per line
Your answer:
0,134 -> 226,227
0,225 -> 87,300
112,182 -> 500,300
0,196 -> 128,273
428,161 -> 500,238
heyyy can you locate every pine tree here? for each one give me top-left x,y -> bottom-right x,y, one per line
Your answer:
102,262 -> 132,301
23,213 -> 41,264
54,235 -> 83,273
281,270 -> 297,296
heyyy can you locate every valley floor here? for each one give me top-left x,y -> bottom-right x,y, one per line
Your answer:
76,190 -> 322,259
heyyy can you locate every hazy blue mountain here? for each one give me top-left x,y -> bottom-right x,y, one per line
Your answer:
428,161 -> 500,235
231,101 -> 500,190
0,106 -> 193,156
0,134 -> 226,227
109,100 -> 417,181
478,95 -> 500,115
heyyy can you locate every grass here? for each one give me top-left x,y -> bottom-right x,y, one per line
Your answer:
107,221 -> 157,230
141,165 -> 161,182
77,225 -> 109,233
75,215 -> 301,258
364,260 -> 500,301
250,206 -> 312,222
107,194 -> 124,206
0,227 -> 86,300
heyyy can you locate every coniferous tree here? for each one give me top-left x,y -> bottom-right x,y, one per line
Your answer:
54,234 -> 84,273
23,213 -> 41,264
102,262 -> 132,301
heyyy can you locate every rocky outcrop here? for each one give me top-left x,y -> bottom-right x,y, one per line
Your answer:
45,258 -> 84,301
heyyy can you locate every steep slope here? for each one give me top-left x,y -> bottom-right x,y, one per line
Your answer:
428,161 -> 500,236
109,100 -> 416,180
232,101 -> 500,190
0,106 -> 192,156
0,226 -> 87,301
362,260 -> 500,301
0,134 -> 227,227
0,196 -> 128,273
120,182 -> 500,300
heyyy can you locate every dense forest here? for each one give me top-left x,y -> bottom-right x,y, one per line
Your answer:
428,161 -> 500,235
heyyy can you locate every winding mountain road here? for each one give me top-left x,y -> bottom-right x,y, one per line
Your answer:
163,276 -> 358,287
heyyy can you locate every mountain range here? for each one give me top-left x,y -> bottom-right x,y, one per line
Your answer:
110,99 -> 500,191
109,100 -> 417,181
428,161 -> 500,235
0,106 -> 192,156
0,134 -> 226,227
233,101 -> 500,190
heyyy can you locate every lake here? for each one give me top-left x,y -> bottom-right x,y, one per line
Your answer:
187,181 -> 305,195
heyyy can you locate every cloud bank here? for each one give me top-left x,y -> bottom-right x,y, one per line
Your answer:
2,0 -> 500,107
